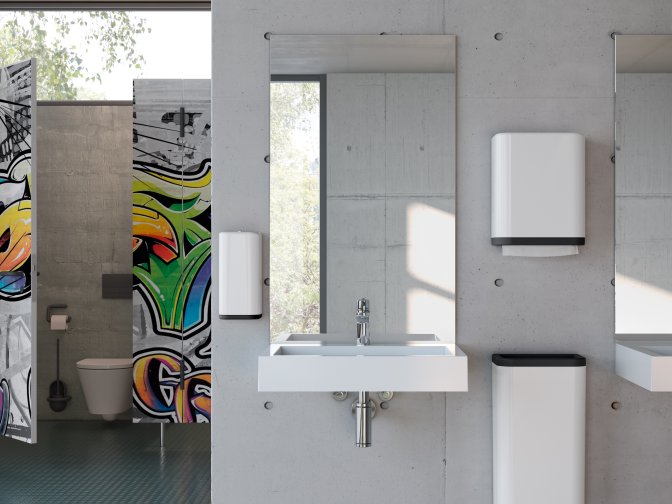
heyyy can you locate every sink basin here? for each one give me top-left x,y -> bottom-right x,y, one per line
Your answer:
279,332 -> 438,344
258,333 -> 468,392
615,338 -> 672,391
273,344 -> 452,356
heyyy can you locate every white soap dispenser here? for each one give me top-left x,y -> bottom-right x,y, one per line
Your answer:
219,231 -> 262,319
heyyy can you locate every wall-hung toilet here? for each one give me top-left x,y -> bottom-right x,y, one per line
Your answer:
76,358 -> 133,421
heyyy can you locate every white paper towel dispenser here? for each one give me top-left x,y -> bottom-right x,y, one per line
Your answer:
219,231 -> 262,320
491,132 -> 585,247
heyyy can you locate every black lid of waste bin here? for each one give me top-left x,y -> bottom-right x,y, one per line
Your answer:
492,354 -> 586,367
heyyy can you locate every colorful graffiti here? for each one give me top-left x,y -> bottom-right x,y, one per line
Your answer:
132,161 -> 211,339
0,70 -> 31,301
132,80 -> 211,424
133,348 -> 211,423
0,59 -> 34,443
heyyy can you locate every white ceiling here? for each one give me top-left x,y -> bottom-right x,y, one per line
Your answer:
617,35 -> 672,73
270,35 -> 456,74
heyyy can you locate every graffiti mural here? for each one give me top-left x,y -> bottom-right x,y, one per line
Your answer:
132,80 -> 211,423
0,59 -> 36,443
133,348 -> 211,423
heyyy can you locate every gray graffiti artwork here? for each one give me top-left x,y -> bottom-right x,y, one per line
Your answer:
0,60 -> 34,444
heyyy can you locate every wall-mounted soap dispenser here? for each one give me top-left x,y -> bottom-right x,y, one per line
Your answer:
491,133 -> 585,255
219,231 -> 262,319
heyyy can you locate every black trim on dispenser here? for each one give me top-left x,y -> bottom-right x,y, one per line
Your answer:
491,237 -> 585,246
492,354 -> 586,367
219,314 -> 262,320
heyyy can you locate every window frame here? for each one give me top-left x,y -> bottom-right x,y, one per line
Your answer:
270,74 -> 327,333
0,2 -> 210,12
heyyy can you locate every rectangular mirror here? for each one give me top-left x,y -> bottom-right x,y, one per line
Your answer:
615,35 -> 672,334
269,35 -> 456,342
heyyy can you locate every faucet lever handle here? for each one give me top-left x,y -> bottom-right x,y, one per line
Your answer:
357,298 -> 369,311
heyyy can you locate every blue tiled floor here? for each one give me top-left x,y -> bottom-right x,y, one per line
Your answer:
0,421 -> 210,503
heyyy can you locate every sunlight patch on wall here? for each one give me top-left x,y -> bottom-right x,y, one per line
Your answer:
406,201 -> 455,295
616,272 -> 672,334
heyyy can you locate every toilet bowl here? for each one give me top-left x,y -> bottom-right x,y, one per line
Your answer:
76,358 -> 133,421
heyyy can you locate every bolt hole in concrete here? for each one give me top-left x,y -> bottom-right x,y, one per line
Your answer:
264,401 -> 273,410
332,391 -> 348,401
377,391 -> 394,401
494,278 -> 504,287
494,32 -> 504,41
611,401 -> 621,410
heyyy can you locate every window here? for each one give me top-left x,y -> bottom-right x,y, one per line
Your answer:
270,78 -> 323,340
0,10 -> 211,100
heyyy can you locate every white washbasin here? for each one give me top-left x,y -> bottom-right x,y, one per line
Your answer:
258,333 -> 468,392
615,338 -> 672,391
273,344 -> 452,356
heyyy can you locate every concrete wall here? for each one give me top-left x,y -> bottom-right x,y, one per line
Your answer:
212,2 -> 672,503
36,105 -> 132,420
326,73 -> 455,340
615,73 -> 672,334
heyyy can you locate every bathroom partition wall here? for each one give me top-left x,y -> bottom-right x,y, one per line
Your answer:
132,80 -> 211,424
0,59 -> 37,444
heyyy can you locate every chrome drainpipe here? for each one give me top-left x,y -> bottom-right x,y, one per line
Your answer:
355,391 -> 372,447
354,298 -> 372,447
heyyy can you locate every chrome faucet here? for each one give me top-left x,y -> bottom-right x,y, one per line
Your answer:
355,298 -> 370,346
355,297 -> 372,447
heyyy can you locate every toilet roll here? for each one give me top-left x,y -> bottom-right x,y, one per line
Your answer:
50,314 -> 69,331
502,245 -> 579,257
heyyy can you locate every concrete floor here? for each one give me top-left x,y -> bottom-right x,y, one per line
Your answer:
0,421 -> 210,503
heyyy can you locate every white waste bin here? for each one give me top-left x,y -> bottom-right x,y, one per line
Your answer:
492,354 -> 586,504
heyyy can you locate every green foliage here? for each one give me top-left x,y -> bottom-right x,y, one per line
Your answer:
270,82 -> 321,340
0,11 -> 148,99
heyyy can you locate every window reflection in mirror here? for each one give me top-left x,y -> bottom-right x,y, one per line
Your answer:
270,79 -> 321,340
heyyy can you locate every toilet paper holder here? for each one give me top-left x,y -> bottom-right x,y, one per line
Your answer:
46,304 -> 71,324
